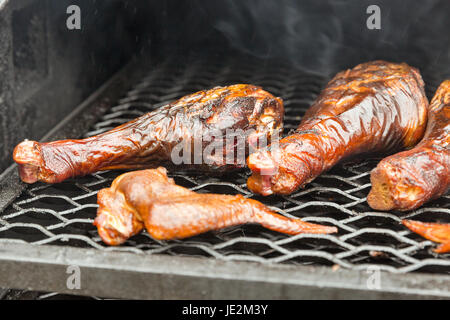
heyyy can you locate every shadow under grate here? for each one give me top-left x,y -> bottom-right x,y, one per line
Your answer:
0,52 -> 449,275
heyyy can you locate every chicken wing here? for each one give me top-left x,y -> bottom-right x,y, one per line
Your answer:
402,220 -> 450,253
94,167 -> 337,245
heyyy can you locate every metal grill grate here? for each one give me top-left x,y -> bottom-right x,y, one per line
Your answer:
1,53 -> 449,275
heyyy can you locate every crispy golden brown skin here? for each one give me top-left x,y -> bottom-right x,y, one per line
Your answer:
247,61 -> 428,196
13,84 -> 283,184
402,220 -> 450,253
368,80 -> 450,211
94,167 -> 337,245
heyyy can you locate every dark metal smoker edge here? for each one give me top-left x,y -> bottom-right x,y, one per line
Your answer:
0,242 -> 449,299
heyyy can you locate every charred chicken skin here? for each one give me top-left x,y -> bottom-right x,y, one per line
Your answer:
94,167 -> 337,245
402,220 -> 450,254
368,80 -> 450,211
247,61 -> 428,196
13,84 -> 283,184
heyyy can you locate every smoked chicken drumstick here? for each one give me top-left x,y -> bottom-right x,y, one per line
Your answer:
368,80 -> 449,211
13,84 -> 283,184
247,61 -> 428,196
94,167 -> 337,245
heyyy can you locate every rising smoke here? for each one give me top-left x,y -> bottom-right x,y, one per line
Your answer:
197,0 -> 450,79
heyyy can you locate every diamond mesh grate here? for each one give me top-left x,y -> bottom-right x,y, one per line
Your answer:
0,53 -> 449,274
